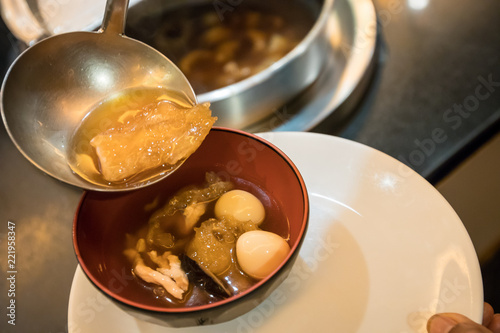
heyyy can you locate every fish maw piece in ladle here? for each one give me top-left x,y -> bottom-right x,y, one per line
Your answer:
90,101 -> 216,182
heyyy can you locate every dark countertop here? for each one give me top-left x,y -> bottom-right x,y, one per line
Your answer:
314,0 -> 500,183
1,0 -> 499,332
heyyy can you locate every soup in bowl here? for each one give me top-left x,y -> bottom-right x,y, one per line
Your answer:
73,127 -> 309,327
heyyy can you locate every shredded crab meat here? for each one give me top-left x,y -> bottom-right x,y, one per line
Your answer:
125,239 -> 189,300
134,258 -> 186,300
148,251 -> 189,292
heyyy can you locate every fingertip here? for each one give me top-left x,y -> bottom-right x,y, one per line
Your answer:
427,314 -> 457,333
484,303 -> 495,326
487,313 -> 500,333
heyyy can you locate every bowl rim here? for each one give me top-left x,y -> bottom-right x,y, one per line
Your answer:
72,126 -> 309,313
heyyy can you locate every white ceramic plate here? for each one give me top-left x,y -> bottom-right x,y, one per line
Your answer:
67,132 -> 483,333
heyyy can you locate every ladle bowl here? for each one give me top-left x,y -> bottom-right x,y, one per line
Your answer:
0,0 -> 196,191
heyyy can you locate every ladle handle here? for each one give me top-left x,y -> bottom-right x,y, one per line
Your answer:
99,0 -> 130,35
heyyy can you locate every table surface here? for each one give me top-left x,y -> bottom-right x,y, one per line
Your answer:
1,0 -> 499,332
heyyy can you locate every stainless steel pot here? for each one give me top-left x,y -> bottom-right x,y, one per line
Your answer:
125,0 -> 334,128
1,0 -> 333,129
195,0 -> 333,128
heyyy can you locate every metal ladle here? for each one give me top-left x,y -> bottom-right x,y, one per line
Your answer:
0,0 -> 196,191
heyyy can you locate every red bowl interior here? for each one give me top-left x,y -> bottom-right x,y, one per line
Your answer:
73,127 -> 308,313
